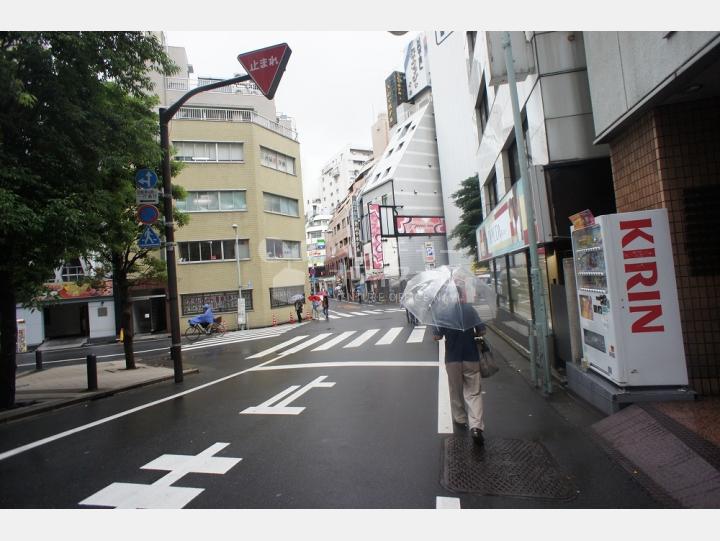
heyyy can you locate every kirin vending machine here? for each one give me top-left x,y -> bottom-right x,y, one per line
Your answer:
570,208 -> 688,387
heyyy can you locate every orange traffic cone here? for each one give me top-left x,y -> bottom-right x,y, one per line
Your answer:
289,311 -> 295,323
272,313 -> 277,326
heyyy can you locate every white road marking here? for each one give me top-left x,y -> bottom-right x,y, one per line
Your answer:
0,353 -> 284,462
375,327 -> 403,345
437,339 -> 453,434
349,311 -> 367,316
240,375 -> 335,415
253,361 -> 438,371
436,496 -> 461,509
278,333 -> 332,356
312,331 -> 356,351
407,326 -> 427,343
360,311 -> 378,315
245,335 -> 307,359
343,329 -> 379,348
328,310 -> 353,318
79,442 -> 241,509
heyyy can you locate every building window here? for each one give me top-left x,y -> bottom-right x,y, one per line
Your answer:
475,81 -> 489,142
269,285 -> 305,308
485,171 -> 498,214
181,289 -> 254,315
173,141 -> 244,162
178,239 -> 249,262
60,259 -> 85,282
507,137 -> 522,186
260,146 -> 296,175
263,193 -> 299,217
266,239 -> 301,259
176,190 -> 247,212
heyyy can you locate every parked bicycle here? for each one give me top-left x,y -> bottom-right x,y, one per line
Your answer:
184,316 -> 227,343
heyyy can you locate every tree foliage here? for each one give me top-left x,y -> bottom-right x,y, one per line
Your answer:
0,31 -> 177,408
449,175 -> 483,263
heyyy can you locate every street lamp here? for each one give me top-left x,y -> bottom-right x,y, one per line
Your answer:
232,223 -> 246,331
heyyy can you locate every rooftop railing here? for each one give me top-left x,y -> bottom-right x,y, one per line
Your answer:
175,105 -> 298,141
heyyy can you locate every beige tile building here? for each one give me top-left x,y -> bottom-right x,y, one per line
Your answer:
156,38 -> 307,330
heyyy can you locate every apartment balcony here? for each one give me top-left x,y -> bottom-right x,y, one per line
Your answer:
174,105 -> 298,141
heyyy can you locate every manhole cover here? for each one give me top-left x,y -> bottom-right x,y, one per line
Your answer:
441,437 -> 577,500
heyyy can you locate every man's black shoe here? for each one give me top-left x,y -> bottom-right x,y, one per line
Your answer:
470,428 -> 484,446
453,420 -> 469,431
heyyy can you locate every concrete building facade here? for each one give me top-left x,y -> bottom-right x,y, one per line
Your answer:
319,145 -> 373,212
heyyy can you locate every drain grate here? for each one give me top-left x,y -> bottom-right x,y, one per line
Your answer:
441,437 -> 577,500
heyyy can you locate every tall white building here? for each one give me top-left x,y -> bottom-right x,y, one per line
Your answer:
319,144 -> 373,212
426,31 -> 479,268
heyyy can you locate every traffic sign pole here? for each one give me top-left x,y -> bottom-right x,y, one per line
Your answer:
158,46 -> 291,385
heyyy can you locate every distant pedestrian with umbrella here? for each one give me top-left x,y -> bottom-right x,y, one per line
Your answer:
402,266 -> 487,446
308,293 -> 322,320
290,293 -> 305,324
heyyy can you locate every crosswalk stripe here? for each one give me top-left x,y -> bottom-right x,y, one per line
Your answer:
407,326 -> 427,343
349,311 -> 367,316
279,333 -> 332,355
360,311 -> 378,315
184,334 -> 284,351
343,329 -> 379,348
246,335 -> 308,359
312,331 -> 356,351
328,310 -> 353,318
375,327 -> 403,345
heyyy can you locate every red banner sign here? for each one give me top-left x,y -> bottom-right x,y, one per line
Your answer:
369,204 -> 384,270
395,216 -> 446,235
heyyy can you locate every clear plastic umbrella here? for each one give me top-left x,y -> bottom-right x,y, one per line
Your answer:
289,293 -> 305,303
400,265 -> 484,331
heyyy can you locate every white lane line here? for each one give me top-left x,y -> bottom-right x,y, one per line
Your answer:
407,326 -> 427,343
0,352 -> 287,463
328,310 -> 353,318
246,335 -> 307,359
437,339 -> 452,434
252,361 -> 438,371
278,333 -> 332,356
436,496 -> 461,509
349,312 -> 367,316
343,329 -> 379,348
375,327 -> 403,346
312,331 -> 356,351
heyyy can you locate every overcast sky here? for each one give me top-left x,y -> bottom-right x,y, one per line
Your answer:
165,31 -> 412,203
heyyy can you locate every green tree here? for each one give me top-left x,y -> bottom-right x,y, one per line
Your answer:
449,175 -> 483,263
0,32 -> 176,409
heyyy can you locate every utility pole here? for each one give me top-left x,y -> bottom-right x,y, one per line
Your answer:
501,32 -> 552,394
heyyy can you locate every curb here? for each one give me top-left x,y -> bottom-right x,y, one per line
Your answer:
0,367 -> 200,425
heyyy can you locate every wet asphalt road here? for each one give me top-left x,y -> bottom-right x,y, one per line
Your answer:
0,301 -> 659,508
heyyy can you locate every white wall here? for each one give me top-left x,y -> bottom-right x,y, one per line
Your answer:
88,300 -> 116,339
15,306 -> 44,347
426,31 -> 479,268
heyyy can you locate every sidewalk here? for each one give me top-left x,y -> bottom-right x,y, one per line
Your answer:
1,359 -> 197,424
486,327 -> 720,507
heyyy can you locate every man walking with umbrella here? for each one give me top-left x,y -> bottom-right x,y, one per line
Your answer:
432,297 -> 486,446
291,293 -> 305,324
403,266 -> 486,446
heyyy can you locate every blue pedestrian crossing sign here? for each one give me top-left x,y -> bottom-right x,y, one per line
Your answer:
135,168 -> 158,189
138,225 -> 162,249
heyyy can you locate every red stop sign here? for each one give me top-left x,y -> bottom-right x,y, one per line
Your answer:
237,43 -> 292,100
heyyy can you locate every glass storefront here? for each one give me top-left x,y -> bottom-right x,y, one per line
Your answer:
509,252 -> 531,321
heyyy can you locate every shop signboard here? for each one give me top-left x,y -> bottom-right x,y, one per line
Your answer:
368,204 -> 384,270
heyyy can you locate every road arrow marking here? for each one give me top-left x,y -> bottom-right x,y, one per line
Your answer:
240,375 -> 335,415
